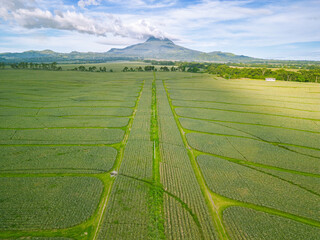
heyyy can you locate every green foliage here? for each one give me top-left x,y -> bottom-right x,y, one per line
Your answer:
207,63 -> 320,82
1,68 -> 319,239
10,62 -> 62,71
0,177 -> 103,230
159,66 -> 170,71
144,65 -> 156,71
0,146 -> 117,173
162,72 -> 320,238
197,155 -> 319,221
157,81 -> 218,240
224,207 -> 320,240
143,60 -> 175,65
0,68 -> 144,238
73,65 -> 113,72
97,80 -> 156,239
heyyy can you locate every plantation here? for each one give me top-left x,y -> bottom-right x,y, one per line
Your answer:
0,68 -> 319,239
223,207 -> 320,240
0,177 -> 103,230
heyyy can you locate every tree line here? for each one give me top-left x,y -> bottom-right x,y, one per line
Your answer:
9,62 -> 62,71
207,64 -> 320,82
72,66 -> 113,72
122,65 -> 200,72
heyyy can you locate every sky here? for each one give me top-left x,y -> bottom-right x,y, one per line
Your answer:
0,0 -> 320,60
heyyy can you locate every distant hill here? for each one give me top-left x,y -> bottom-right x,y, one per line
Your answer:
107,37 -> 257,62
0,37 -> 259,63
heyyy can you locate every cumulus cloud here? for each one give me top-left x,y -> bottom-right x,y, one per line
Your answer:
78,0 -> 101,9
105,0 -> 177,9
0,0 -> 168,39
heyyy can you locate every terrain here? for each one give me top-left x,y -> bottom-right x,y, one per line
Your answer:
0,67 -> 319,239
0,37 -> 256,63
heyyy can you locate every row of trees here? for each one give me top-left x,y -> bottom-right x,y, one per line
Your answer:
122,66 -> 158,72
143,60 -> 176,65
5,62 -> 114,73
122,65 -> 200,72
207,64 -> 320,82
10,62 -> 62,70
0,63 -> 5,69
226,62 -> 320,70
72,66 -> 113,72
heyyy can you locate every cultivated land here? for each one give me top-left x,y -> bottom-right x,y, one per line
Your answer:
0,68 -> 319,239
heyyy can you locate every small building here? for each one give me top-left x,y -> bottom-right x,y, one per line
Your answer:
265,78 -> 276,81
110,171 -> 118,177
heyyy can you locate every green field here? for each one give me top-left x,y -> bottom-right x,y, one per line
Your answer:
0,68 -> 319,239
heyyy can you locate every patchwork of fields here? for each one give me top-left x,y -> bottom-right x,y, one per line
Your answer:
0,70 -> 319,239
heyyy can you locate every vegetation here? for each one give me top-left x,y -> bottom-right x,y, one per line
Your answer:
72,65 -> 113,72
0,67 -> 319,239
207,63 -> 320,82
224,207 -> 320,240
0,69 -> 143,239
10,62 -> 62,71
163,72 -> 320,238
0,177 -> 103,230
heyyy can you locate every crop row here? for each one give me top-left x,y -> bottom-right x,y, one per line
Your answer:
97,80 -> 155,239
186,132 -> 319,174
172,100 -> 320,120
97,176 -> 151,240
223,206 -> 320,240
0,128 -> 125,145
0,177 -> 103,230
162,193 -> 202,239
0,146 -> 117,173
161,73 -> 320,238
175,107 -> 320,133
0,116 -> 129,129
156,80 -> 218,240
197,154 -> 319,221
0,106 -> 134,117
251,166 -> 320,195
0,70 -> 144,235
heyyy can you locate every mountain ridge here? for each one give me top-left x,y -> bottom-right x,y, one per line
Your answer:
0,37 -> 258,63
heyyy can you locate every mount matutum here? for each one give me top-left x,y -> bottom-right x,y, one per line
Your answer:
0,37 -> 257,63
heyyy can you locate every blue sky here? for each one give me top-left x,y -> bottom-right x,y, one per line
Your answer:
0,0 -> 319,60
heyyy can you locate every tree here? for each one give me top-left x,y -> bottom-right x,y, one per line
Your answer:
187,67 -> 199,73
79,66 -> 85,71
160,66 -> 170,72
144,65 -> 155,71
88,66 -> 96,72
51,62 -> 57,70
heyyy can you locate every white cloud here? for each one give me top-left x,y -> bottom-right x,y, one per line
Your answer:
1,0 -> 320,59
78,0 -> 101,9
0,0 -> 169,40
104,0 -> 177,9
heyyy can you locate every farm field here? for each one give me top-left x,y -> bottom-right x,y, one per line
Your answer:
0,68 -> 319,239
